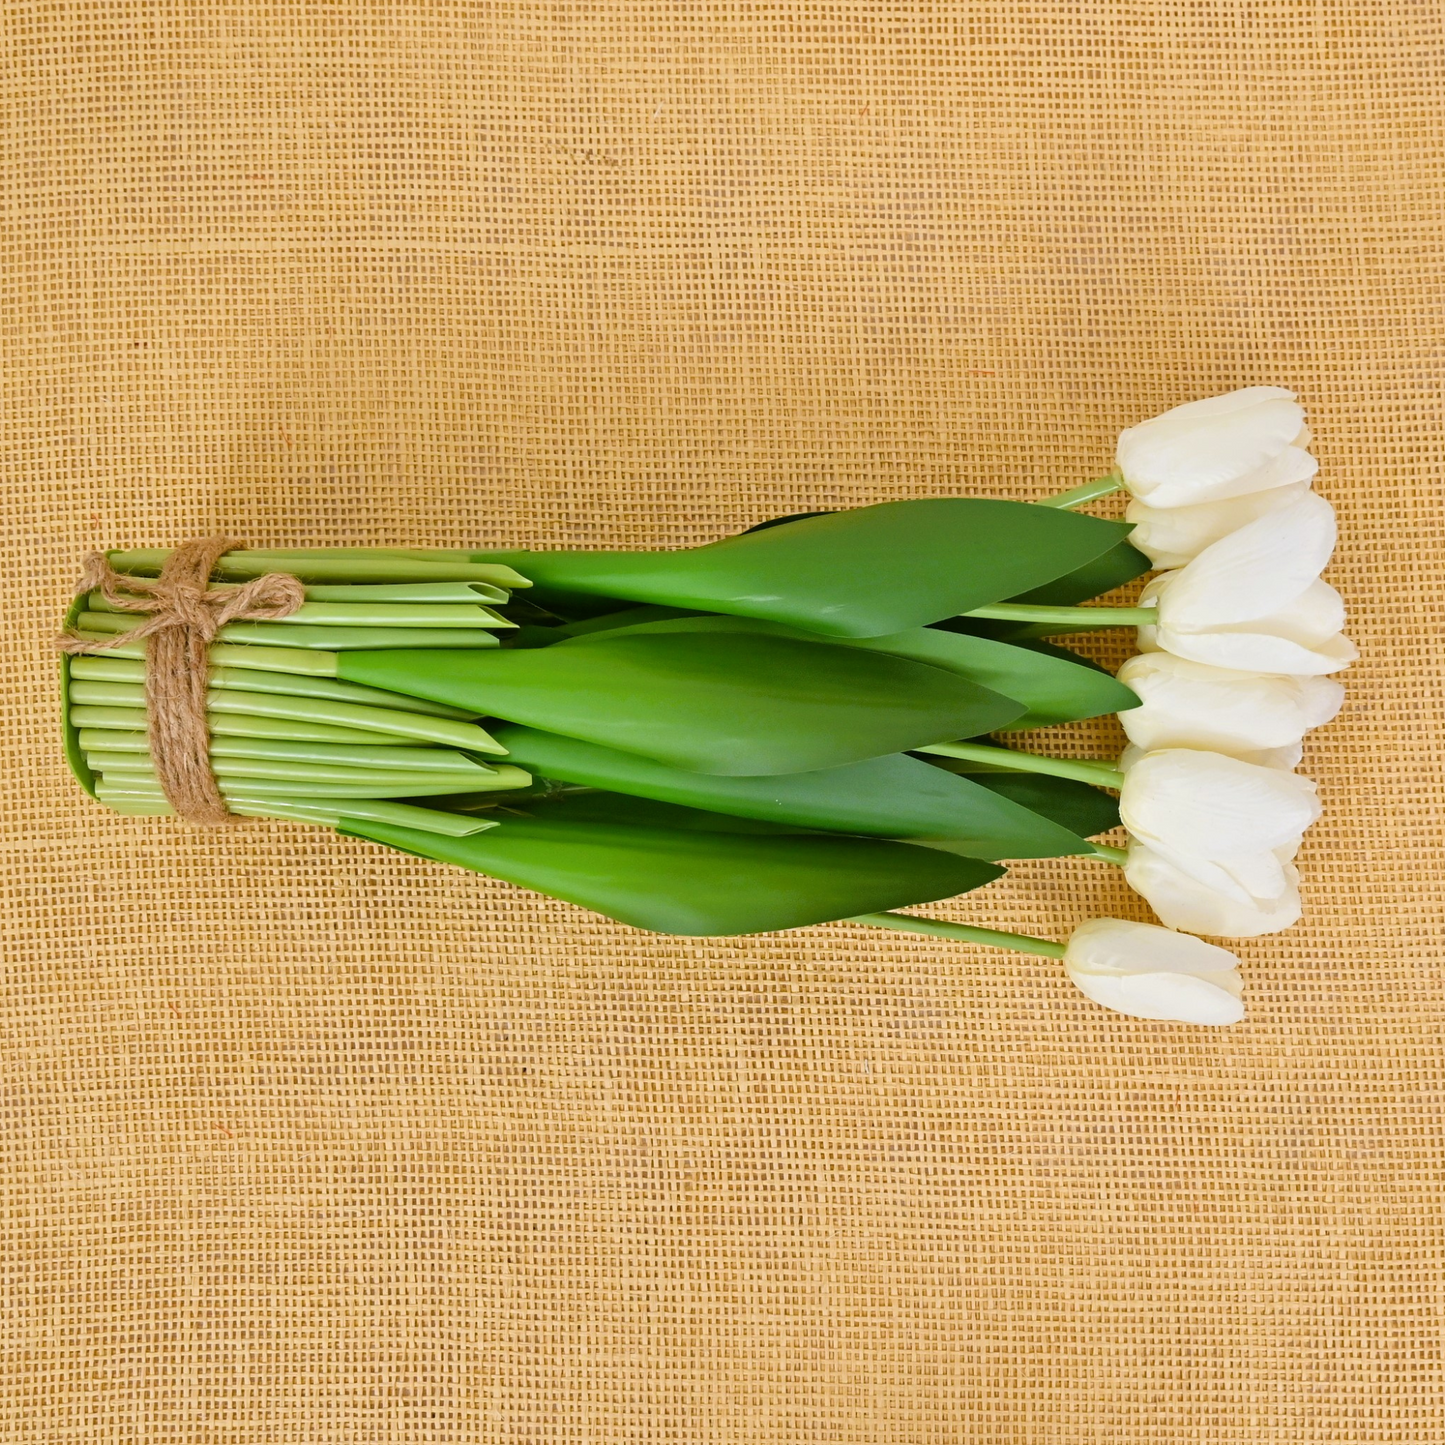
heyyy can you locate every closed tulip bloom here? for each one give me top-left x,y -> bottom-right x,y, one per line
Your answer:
1119,748 -> 1320,904
1125,479 -> 1313,568
1116,386 -> 1317,509
1137,491 -> 1357,675
1124,840 -> 1302,938
1116,653 -> 1345,756
1063,918 -> 1245,1024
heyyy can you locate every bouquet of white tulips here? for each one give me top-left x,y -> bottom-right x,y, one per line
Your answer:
57,387 -> 1351,1030
968,386 -> 1352,1019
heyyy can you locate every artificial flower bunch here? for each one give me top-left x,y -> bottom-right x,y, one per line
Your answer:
58,388 -> 1349,1028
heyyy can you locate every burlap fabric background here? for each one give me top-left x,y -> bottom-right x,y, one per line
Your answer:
3,4 -> 1441,1440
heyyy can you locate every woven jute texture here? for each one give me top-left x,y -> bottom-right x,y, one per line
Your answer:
3,4 -> 1441,1440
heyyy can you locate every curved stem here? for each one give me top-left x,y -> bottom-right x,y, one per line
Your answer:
961,602 -> 1156,626
849,911 -> 1067,960
917,740 -> 1124,789
1088,843 -> 1129,866
1035,473 -> 1126,509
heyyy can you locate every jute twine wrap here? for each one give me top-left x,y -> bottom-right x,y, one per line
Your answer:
55,539 -> 305,824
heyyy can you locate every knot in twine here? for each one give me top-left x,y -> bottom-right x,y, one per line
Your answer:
56,538 -> 306,826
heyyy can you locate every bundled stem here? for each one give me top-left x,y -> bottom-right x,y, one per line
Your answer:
64,548 -> 534,833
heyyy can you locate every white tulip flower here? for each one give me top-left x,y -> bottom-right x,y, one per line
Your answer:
1063,918 -> 1245,1024
1118,748 -> 1320,904
1124,840 -> 1302,938
1136,490 -> 1357,675
1117,653 -> 1345,757
1116,386 -> 1318,509
1125,479 -> 1313,568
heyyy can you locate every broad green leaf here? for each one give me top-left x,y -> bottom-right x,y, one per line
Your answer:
339,632 -> 1024,776
556,613 -> 1138,727
339,813 -> 1002,935
466,499 -> 1132,638
1010,537 -> 1151,605
491,725 -> 1099,859
420,788 -> 819,831
923,759 -> 1121,837
510,790 -> 816,833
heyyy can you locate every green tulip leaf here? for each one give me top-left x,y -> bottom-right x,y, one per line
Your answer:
491,724 -> 1100,859
923,759 -> 1121,837
339,813 -> 1003,935
466,499 -> 1132,638
339,631 -> 1025,776
555,613 -> 1137,726
950,538 -> 1152,640
1010,537 -> 1152,605
505,790 -> 816,833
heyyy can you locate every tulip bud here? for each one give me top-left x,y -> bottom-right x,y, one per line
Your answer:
1137,491 -> 1357,675
1115,386 -> 1318,509
1117,748 -> 1319,906
1124,840 -> 1302,937
1125,479 -> 1313,568
1116,653 -> 1345,757
1063,918 -> 1245,1024
1120,747 -> 1320,852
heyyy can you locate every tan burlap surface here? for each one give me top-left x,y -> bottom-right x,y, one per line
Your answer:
3,4 -> 1441,1440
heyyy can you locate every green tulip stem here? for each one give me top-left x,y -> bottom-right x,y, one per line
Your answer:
849,911 -> 1068,960
1088,843 -> 1129,866
1034,472 -> 1127,509
91,793 -> 501,837
69,653 -> 477,721
69,706 -> 418,746
85,592 -> 513,630
66,679 -> 506,753
75,611 -> 502,651
917,740 -> 1124,789
69,633 -> 341,676
961,602 -> 1157,626
105,549 -> 531,589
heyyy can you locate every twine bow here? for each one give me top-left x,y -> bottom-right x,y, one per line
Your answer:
56,538 -> 306,826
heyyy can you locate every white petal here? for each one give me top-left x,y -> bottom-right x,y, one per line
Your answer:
1064,916 -> 1243,976
1231,742 -> 1305,770
1180,442 -> 1318,506
1157,491 -> 1337,627
1126,479 -> 1314,567
1125,842 -> 1302,937
1120,749 -> 1321,855
1196,846 -> 1294,903
1297,676 -> 1346,729
1154,625 -> 1357,675
1116,652 -> 1323,753
1117,392 -> 1306,507
1126,831 -> 1291,905
1224,579 -> 1347,647
1066,967 -> 1246,1025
